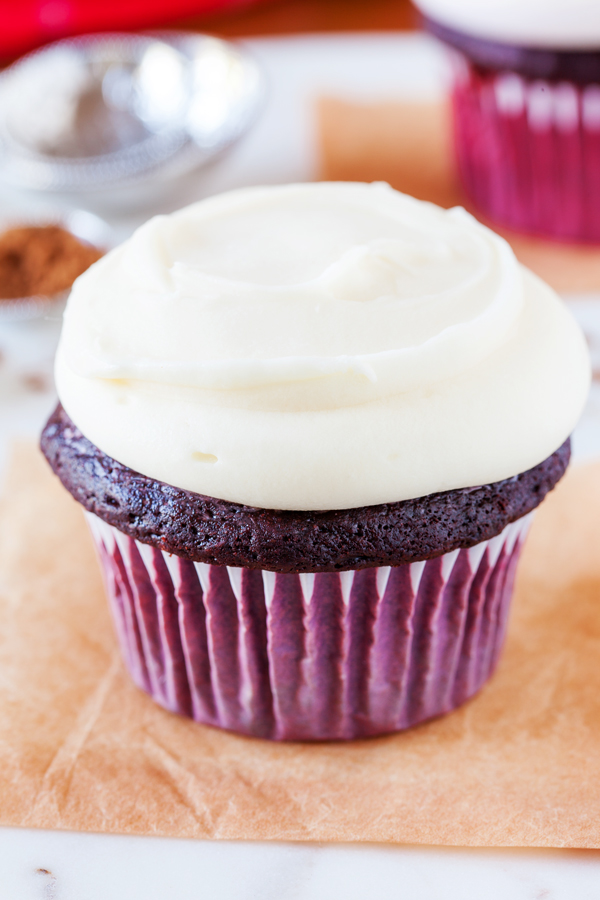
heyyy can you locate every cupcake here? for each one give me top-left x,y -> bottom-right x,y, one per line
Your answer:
41,183 -> 590,740
416,0 -> 600,242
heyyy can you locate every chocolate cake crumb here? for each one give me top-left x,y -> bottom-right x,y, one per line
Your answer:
41,404 -> 570,574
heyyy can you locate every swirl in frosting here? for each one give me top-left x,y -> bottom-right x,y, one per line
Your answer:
55,182 -> 590,510
415,0 -> 600,49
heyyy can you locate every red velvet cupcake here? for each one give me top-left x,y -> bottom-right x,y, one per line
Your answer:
417,0 -> 600,241
42,183 -> 590,739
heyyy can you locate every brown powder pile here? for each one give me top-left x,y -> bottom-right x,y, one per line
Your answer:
0,225 -> 103,301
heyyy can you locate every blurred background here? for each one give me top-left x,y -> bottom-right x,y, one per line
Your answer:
0,0 -> 425,478
0,0 -> 599,475
0,0 -> 417,59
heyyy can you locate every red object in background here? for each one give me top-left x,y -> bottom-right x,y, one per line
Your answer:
0,0 -> 272,59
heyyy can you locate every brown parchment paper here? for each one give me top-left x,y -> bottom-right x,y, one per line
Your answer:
318,97 -> 600,294
1,444 -> 600,847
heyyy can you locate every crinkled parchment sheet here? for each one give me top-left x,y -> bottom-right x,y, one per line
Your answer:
0,444 -> 599,847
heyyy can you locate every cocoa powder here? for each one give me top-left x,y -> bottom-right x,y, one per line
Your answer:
0,225 -> 102,300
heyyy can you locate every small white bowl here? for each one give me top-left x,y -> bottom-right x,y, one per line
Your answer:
0,209 -> 112,323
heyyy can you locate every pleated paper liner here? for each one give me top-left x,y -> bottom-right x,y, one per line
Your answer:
87,513 -> 531,741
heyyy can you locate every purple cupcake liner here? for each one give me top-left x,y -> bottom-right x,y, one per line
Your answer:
86,513 -> 531,741
451,54 -> 600,242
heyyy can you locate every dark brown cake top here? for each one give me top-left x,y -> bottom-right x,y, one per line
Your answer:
424,16 -> 600,83
41,404 -> 569,574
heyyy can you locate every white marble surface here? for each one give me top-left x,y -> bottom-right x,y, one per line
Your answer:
1,831 -> 600,899
1,31 -> 600,898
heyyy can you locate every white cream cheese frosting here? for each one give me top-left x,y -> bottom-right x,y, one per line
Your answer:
415,0 -> 600,49
55,182 -> 590,510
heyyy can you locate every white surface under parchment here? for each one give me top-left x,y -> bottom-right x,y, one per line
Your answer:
2,830 -> 600,900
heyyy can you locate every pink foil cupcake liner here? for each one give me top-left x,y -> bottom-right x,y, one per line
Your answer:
451,55 -> 600,242
86,513 -> 532,741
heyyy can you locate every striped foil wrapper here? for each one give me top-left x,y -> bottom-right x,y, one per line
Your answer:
451,54 -> 600,242
86,513 -> 531,741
